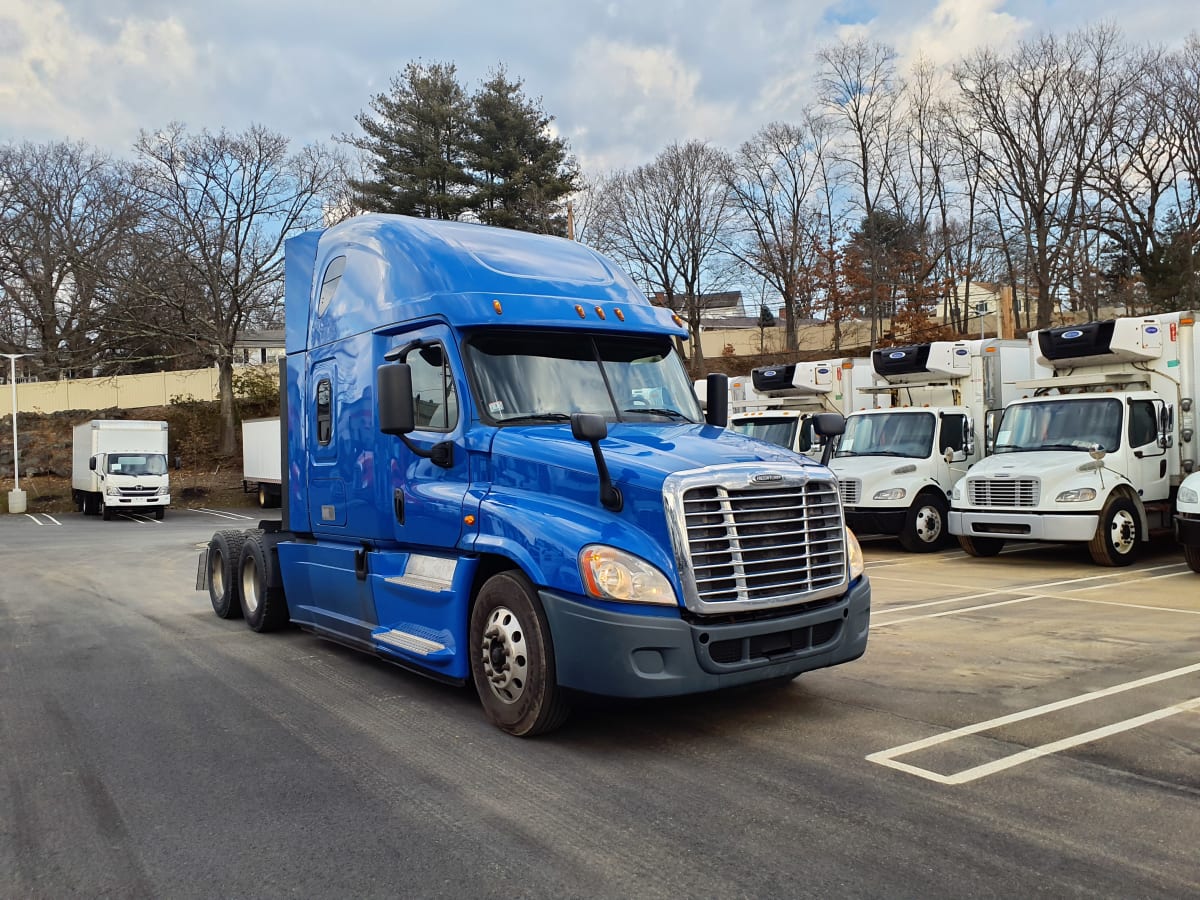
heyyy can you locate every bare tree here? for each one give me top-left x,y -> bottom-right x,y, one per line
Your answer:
0,141 -> 144,377
723,115 -> 831,351
126,123 -> 342,455
953,25 -> 1133,328
817,38 -> 903,343
591,141 -> 735,372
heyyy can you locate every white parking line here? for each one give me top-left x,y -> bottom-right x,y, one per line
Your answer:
867,662 -> 1200,784
191,508 -> 257,520
21,513 -> 63,526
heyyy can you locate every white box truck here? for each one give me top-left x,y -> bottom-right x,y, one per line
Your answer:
241,417 -> 282,508
72,420 -> 170,520
950,311 -> 1198,566
832,339 -> 1041,552
727,358 -> 883,457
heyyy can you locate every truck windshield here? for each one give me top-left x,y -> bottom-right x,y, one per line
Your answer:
106,454 -> 168,476
835,411 -> 934,459
730,417 -> 808,452
993,398 -> 1123,453
466,331 -> 703,425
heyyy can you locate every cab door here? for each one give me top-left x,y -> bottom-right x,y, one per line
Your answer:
384,326 -> 474,550
1127,398 -> 1169,502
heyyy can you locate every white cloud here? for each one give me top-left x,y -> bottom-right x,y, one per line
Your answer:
899,0 -> 1029,68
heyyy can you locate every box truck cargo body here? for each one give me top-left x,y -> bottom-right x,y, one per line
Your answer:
241,417 -> 283,508
72,420 -> 170,520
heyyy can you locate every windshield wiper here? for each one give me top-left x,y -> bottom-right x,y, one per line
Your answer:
498,413 -> 573,425
1038,443 -> 1091,451
622,407 -> 693,421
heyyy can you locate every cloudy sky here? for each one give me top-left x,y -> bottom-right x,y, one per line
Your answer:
0,0 -> 1193,176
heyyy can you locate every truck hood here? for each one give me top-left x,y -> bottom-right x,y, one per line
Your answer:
831,455 -> 930,482
488,422 -> 829,495
965,451 -> 1106,483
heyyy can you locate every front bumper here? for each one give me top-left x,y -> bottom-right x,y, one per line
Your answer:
105,495 -> 170,508
843,507 -> 907,536
540,578 -> 871,698
1176,513 -> 1200,547
950,509 -> 1098,542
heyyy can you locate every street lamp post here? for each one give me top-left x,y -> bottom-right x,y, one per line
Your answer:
3,353 -> 26,514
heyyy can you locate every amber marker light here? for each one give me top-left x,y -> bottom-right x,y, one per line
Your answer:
614,308 -> 625,321
594,306 -> 607,320
464,514 -> 476,526
672,314 -> 684,326
575,304 -> 586,318
492,299 -> 503,314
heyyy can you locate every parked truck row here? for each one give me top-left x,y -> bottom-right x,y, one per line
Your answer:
198,214 -> 872,737
720,310 -> 1198,570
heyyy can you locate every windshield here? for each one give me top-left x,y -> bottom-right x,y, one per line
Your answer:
106,453 -> 168,476
465,331 -> 703,425
993,398 -> 1123,453
730,417 -> 809,453
835,411 -> 934,459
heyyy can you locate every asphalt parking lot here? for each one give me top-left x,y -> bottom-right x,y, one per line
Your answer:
1,508 -> 1196,897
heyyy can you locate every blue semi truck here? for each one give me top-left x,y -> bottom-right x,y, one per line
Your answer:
198,214 -> 871,736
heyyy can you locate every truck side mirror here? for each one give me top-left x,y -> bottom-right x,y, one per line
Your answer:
1160,404 -> 1174,448
571,413 -> 622,512
89,456 -> 97,471
963,418 -> 975,457
704,373 -> 728,427
810,413 -> 845,466
378,363 -> 416,436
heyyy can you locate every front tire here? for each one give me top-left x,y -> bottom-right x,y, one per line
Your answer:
238,533 -> 290,632
1184,543 -> 1200,574
1088,496 -> 1141,567
469,570 -> 570,737
899,493 -> 950,552
154,507 -> 165,521
958,534 -> 1005,557
208,530 -> 247,618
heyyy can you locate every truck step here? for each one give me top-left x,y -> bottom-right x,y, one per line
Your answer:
372,626 -> 452,659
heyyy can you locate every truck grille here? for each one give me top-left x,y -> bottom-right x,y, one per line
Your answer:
665,465 -> 847,615
118,486 -> 160,497
967,478 -> 1039,507
838,479 -> 860,505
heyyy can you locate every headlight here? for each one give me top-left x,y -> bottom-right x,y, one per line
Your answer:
846,528 -> 865,580
1181,486 -> 1199,504
873,488 -> 906,501
158,483 -> 170,496
951,482 -> 962,501
106,485 -> 121,496
1056,488 -> 1097,502
579,545 -> 677,606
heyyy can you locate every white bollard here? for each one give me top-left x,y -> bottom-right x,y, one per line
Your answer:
7,488 -> 26,514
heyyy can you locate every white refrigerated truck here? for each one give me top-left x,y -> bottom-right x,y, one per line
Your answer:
241,416 -> 283,508
727,358 -> 882,458
72,420 -> 170,520
832,339 -> 1039,552
950,311 -> 1198,566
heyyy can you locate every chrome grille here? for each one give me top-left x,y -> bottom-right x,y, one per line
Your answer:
666,465 -> 847,614
838,479 -> 860,505
968,478 -> 1039,507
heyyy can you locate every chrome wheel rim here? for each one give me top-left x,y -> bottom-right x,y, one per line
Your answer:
915,505 -> 943,543
480,605 -> 528,705
1109,509 -> 1137,556
240,555 -> 260,614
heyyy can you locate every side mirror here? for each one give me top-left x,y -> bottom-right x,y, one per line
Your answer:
963,418 -> 976,457
811,413 -> 845,466
1160,404 -> 1175,448
1089,444 -> 1106,461
378,363 -> 416,436
704,373 -> 729,427
944,447 -> 955,465
89,456 -> 97,471
571,413 -> 622,511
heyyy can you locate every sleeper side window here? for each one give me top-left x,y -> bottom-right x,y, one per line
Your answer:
316,378 -> 333,445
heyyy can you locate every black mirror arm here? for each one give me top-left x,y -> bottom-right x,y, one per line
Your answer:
399,435 -> 454,468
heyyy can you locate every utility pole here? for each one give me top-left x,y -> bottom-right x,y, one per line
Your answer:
3,353 -> 27,514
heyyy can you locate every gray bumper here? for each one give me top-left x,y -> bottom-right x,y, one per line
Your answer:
950,510 -> 1098,542
540,578 -> 871,698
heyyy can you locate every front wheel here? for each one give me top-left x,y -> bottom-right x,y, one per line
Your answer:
469,571 -> 570,737
958,534 -> 1005,557
1184,543 -> 1200,574
1088,496 -> 1141,567
155,507 -> 165,521
899,493 -> 950,552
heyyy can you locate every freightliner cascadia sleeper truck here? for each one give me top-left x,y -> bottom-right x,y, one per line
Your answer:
197,214 -> 870,736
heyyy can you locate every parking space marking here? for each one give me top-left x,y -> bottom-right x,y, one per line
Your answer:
871,563 -> 1187,625
867,662 -> 1200,784
22,513 -> 63,526
191,508 -> 257,520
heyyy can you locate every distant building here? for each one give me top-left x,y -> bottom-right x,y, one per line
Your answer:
234,328 -> 286,366
649,291 -> 746,320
